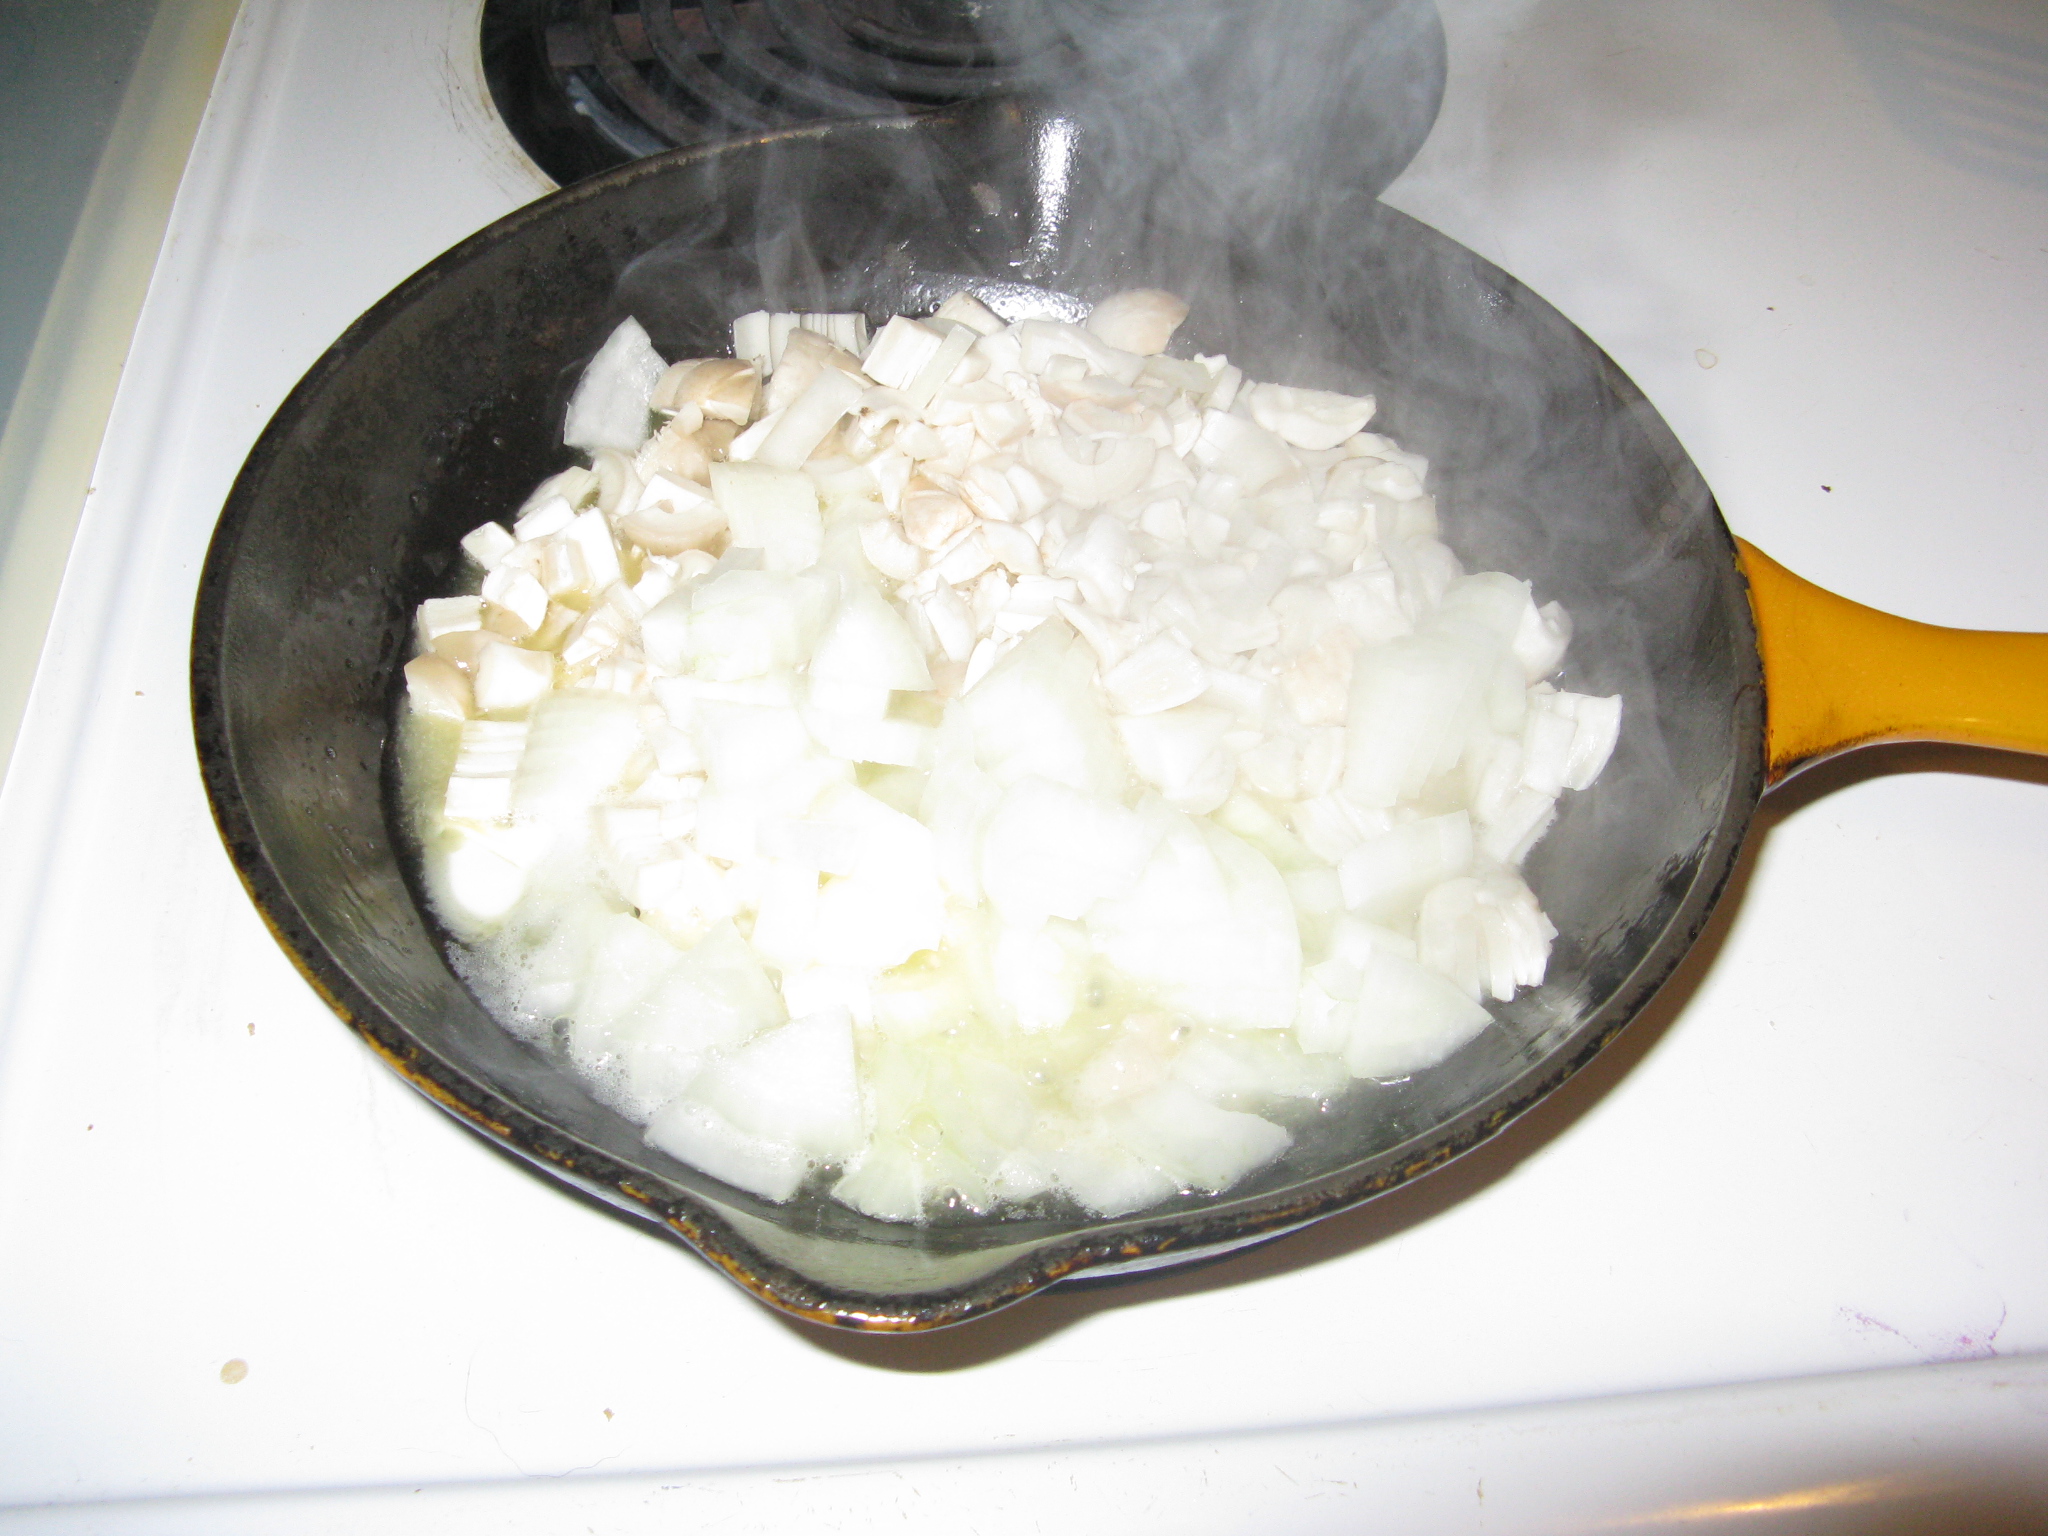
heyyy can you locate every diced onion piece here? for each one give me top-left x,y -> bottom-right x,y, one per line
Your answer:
634,414 -> 713,485
587,448 -> 643,517
1522,687 -> 1621,793
646,1100 -> 810,1201
452,718 -> 527,777
811,313 -> 870,356
1336,811 -> 1474,922
858,514 -> 923,581
679,569 -> 833,680
758,813 -> 860,875
431,617 -> 510,669
564,316 -> 666,453
444,774 -> 513,822
980,520 -> 1042,578
1091,814 -> 1301,1029
562,915 -> 748,1106
812,831 -> 945,971
912,582 -> 976,664
1341,634 -> 1483,809
979,776 -> 1161,925
1111,1082 -> 1288,1191
517,467 -> 597,522
804,709 -> 931,768
1360,460 -> 1425,500
959,622 -> 1126,795
900,484 -> 971,551
1102,635 -> 1209,716
693,699 -> 815,790
934,528 -> 996,587
512,691 -> 639,816
811,582 -> 932,692
1238,734 -> 1300,799
1560,692 -> 1622,790
1479,786 -> 1558,866
441,721 -> 527,827
471,641 -> 554,713
1197,354 -> 1243,410
1514,598 -> 1573,681
684,1007 -> 865,1161
1042,1128 -> 1180,1216
726,410 -> 781,463
619,918 -> 784,1060
711,462 -> 823,572
540,539 -> 588,598
1518,693 -> 1576,797
1417,873 -> 1556,1002
736,312 -> 870,377
1140,354 -> 1213,395
1115,705 -> 1234,813
1330,950 -> 1493,1079
439,833 -> 528,924
833,1141 -> 941,1221
776,966 -> 872,1026
988,919 -> 1089,1031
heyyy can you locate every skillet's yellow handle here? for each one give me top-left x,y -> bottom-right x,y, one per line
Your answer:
1737,538 -> 2048,785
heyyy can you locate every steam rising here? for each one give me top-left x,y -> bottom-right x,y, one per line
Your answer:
617,1 -> 1448,367
1038,0 -> 1447,252
595,0 -> 1718,1077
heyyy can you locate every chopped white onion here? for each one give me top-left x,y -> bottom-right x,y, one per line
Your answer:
402,286 -> 1619,1226
563,317 -> 666,454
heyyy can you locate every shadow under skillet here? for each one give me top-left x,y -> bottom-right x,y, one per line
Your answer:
1758,739 -> 2048,814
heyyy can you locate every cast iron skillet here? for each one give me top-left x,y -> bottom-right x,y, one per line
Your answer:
192,103 -> 2039,1330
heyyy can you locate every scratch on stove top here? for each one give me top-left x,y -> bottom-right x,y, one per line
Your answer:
1839,1302 -> 2008,1362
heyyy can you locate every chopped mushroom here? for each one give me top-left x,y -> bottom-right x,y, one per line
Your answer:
652,358 -> 758,424
1084,289 -> 1190,356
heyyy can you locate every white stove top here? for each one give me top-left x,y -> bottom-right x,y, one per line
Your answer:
2,1 -> 2044,1528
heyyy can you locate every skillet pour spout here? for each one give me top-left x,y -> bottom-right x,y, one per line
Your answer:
194,104 -> 2036,1331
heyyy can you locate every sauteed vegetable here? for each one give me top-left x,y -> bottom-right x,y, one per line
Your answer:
399,291 -> 1618,1221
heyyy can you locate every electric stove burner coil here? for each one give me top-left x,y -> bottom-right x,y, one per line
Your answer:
484,0 -> 1078,185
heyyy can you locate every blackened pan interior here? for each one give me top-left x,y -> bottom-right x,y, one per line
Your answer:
193,105 -> 1764,1328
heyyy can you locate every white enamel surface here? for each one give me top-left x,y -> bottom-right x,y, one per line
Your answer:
0,0 -> 2043,1526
